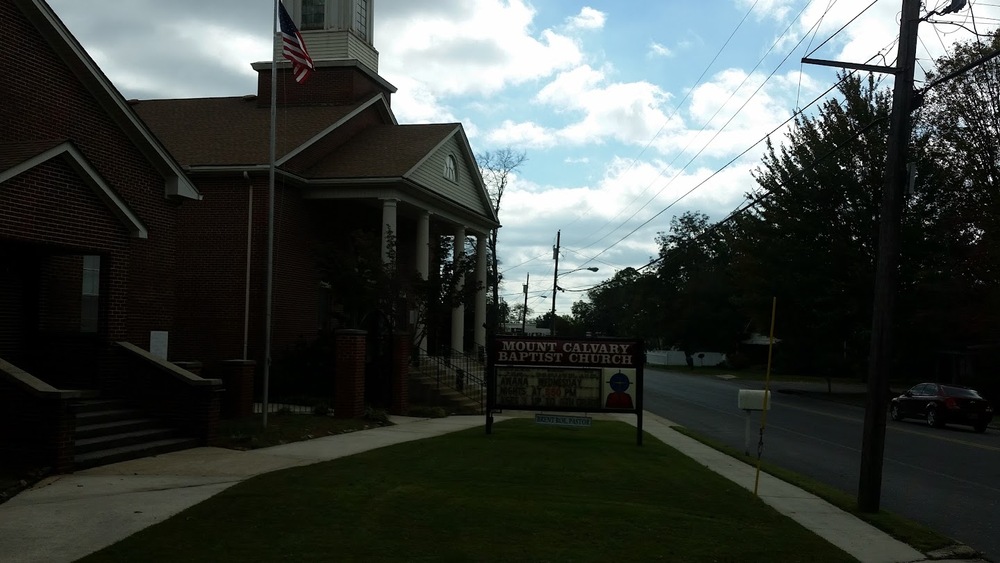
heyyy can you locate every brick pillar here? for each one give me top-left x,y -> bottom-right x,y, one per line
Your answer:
188,386 -> 221,445
335,329 -> 367,419
45,398 -> 75,474
218,360 -> 256,419
0,385 -> 75,473
391,331 -> 411,415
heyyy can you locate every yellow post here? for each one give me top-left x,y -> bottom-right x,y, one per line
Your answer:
753,296 -> 777,496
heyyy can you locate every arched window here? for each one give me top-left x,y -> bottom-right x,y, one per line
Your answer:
444,154 -> 457,182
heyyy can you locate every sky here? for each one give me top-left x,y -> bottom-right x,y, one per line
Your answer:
45,0 -> 1000,317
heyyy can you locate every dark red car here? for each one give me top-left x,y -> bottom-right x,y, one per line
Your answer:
889,383 -> 994,432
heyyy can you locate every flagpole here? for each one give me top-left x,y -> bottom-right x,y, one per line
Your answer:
263,0 -> 279,428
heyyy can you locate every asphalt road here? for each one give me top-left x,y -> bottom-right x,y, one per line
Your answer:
643,367 -> 1000,561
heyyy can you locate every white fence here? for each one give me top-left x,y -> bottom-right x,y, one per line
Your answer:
646,350 -> 727,367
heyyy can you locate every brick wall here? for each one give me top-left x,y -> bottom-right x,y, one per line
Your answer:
256,65 -> 392,108
172,173 -> 323,373
2,1 -> 182,381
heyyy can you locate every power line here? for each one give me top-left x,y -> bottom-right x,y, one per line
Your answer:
566,0 -> 767,243
576,1 -> 887,265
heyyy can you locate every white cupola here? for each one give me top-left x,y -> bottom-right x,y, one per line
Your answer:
277,0 -> 378,73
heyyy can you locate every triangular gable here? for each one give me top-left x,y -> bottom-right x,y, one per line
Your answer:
15,0 -> 200,201
0,142 -> 148,238
276,94 -> 396,168
405,126 -> 499,227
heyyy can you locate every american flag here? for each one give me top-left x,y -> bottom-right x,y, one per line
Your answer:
278,1 -> 314,83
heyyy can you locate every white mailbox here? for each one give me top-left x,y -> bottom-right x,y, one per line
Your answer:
738,389 -> 771,411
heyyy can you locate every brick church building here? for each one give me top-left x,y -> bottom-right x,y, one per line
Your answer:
0,0 -> 498,472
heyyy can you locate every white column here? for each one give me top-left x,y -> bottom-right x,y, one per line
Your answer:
474,234 -> 488,355
450,226 -> 466,353
381,199 -> 397,265
416,211 -> 430,280
415,211 -> 430,356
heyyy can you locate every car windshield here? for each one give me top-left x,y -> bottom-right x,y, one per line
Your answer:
941,386 -> 982,399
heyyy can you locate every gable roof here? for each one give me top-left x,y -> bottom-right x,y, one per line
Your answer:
0,141 -> 149,238
300,123 -> 460,178
13,0 -> 200,201
132,94 -> 394,167
134,91 -> 498,227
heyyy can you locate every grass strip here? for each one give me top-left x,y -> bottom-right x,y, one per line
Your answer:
81,419 -> 856,563
671,425 -> 954,553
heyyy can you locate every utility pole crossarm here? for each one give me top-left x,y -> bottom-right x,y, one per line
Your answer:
802,57 -> 897,75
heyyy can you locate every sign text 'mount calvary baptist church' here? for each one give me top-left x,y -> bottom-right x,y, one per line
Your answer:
488,337 -> 644,413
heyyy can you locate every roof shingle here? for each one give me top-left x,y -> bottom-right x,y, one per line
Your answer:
132,97 -> 363,167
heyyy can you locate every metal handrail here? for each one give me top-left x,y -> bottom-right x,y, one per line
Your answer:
414,347 -> 485,412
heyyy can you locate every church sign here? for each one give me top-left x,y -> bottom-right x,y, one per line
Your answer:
486,336 -> 644,444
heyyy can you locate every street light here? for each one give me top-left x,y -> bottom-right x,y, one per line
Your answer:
550,266 -> 598,337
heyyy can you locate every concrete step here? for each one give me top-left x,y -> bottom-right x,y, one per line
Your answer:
75,417 -> 160,440
409,376 -> 482,414
74,437 -> 200,471
71,398 -> 199,471
75,427 -> 181,455
74,407 -> 145,425
71,398 -> 130,414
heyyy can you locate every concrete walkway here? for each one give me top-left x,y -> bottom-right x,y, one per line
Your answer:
0,413 -> 986,563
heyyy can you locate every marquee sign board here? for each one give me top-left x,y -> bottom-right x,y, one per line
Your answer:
486,336 -> 644,444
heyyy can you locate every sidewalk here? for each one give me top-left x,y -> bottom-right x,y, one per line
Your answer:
0,412 -> 985,563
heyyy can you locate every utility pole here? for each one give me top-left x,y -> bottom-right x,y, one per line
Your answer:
521,273 -> 529,334
857,0 -> 921,513
551,230 -> 561,337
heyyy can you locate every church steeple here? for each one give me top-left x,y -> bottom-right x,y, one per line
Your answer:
259,0 -> 394,107
276,0 -> 378,73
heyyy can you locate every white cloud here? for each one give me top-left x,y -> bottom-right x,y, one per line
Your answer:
735,0 -> 795,22
387,76 -> 460,124
487,65 -> 679,150
566,7 -> 607,31
487,120 -> 553,147
648,42 -> 674,58
377,0 -> 585,104
173,23 -> 270,78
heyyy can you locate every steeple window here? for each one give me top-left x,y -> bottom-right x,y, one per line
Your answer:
301,0 -> 325,30
355,0 -> 369,40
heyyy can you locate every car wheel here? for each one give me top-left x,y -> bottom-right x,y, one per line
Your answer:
927,407 -> 944,428
889,404 -> 903,421
974,423 -> 988,433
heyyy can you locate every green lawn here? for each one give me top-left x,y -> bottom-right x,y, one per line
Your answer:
79,419 -> 856,563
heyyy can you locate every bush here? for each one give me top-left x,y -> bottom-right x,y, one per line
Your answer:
364,406 -> 390,425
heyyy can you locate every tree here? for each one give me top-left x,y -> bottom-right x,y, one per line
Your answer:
477,148 -> 527,334
654,211 -> 744,355
584,267 -> 652,337
899,30 -> 1000,381
734,73 -> 891,375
